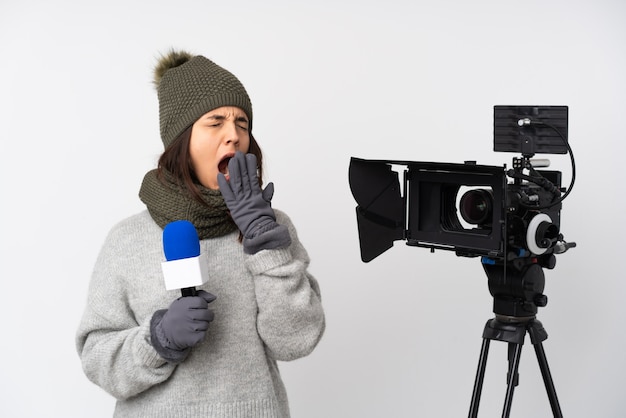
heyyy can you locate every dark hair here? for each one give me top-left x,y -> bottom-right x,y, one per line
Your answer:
157,125 -> 264,206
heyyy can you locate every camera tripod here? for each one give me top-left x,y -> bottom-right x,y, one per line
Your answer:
468,315 -> 563,417
468,261 -> 564,417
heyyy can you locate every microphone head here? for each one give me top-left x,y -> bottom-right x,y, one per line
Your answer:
163,220 -> 201,261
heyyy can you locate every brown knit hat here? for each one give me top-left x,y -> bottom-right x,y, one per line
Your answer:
153,50 -> 253,149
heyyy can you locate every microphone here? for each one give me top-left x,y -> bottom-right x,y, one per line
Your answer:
161,220 -> 209,297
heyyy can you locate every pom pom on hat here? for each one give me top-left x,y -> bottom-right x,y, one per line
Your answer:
153,49 -> 194,90
153,49 -> 253,148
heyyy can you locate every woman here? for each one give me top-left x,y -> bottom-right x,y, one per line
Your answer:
76,50 -> 325,417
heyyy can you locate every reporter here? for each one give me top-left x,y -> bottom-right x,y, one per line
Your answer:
76,49 -> 325,417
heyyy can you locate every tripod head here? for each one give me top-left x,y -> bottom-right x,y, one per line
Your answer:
483,256 -> 549,318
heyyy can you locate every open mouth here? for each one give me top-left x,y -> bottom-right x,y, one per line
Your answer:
218,154 -> 234,179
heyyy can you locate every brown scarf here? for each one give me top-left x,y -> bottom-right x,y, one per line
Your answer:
139,169 -> 238,239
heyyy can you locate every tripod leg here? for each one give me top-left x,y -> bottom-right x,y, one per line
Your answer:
507,343 -> 520,388
468,338 -> 490,418
502,343 -> 522,418
534,342 -> 564,418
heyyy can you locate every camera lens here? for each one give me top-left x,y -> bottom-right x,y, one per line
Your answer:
460,189 -> 493,225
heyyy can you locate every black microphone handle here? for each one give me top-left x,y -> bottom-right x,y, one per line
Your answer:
181,287 -> 197,297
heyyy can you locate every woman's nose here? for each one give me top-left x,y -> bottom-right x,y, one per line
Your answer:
224,123 -> 240,146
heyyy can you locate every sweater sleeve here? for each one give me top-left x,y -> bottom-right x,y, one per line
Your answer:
245,211 -> 325,361
75,221 -> 176,400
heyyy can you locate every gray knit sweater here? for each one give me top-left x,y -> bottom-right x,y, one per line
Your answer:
76,209 -> 325,417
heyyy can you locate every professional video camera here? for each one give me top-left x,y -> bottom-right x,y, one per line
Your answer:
349,105 -> 576,417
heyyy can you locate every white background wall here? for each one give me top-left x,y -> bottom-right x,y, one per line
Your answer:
1,0 -> 624,417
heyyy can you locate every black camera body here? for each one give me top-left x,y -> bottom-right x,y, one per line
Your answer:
349,106 -> 574,318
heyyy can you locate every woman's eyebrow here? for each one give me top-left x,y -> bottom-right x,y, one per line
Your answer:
202,114 -> 248,123
203,114 -> 226,121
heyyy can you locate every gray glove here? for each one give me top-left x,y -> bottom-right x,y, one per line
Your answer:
150,290 -> 216,363
218,151 -> 291,254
